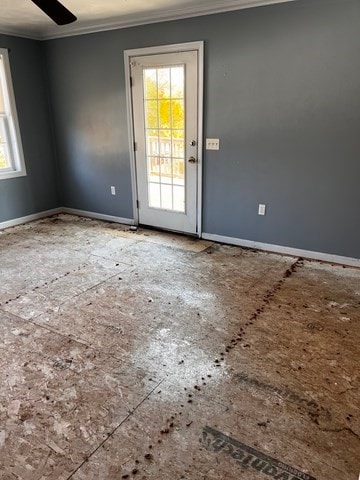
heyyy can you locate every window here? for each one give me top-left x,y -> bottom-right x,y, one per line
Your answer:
0,48 -> 26,179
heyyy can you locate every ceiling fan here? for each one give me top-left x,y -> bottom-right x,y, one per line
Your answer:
31,0 -> 77,26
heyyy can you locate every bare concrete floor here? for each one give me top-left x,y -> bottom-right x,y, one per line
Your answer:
0,214 -> 359,480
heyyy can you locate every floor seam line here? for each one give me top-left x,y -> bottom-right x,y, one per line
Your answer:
0,306 -> 134,367
0,268 -> 120,324
66,378 -> 164,480
0,261 -> 95,308
219,257 -> 304,355
89,252 -> 134,266
52,271 -> 122,312
3,270 -> 121,326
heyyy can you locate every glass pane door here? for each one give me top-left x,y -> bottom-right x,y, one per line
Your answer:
131,49 -> 199,235
143,66 -> 185,213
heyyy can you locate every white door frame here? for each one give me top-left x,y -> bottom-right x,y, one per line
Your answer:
124,41 -> 204,236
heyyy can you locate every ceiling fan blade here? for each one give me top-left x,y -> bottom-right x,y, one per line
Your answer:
31,0 -> 77,26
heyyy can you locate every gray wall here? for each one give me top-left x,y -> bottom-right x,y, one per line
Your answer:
45,0 -> 360,258
0,34 -> 59,222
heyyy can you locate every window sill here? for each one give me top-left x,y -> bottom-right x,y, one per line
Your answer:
0,169 -> 27,180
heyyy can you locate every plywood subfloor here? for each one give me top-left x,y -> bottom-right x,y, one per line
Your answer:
0,214 -> 359,480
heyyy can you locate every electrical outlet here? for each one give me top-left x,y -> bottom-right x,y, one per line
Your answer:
206,138 -> 220,150
111,186 -> 116,195
258,204 -> 266,216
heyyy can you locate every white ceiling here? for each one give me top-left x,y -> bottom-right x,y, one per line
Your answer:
0,0 -> 294,40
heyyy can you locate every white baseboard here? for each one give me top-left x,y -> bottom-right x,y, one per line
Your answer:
1,209 -> 358,267
202,232 -> 360,268
0,207 -> 134,231
0,208 -> 62,231
61,207 -> 135,226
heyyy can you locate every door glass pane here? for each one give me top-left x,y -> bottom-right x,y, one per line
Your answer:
160,157 -> 172,184
148,156 -> 160,182
172,138 -> 184,159
171,67 -> 184,98
144,69 -> 157,100
158,130 -> 171,157
145,101 -> 158,129
173,159 -> 185,186
143,65 -> 185,213
171,100 -> 184,129
157,68 -> 171,99
172,129 -> 184,140
146,129 -> 159,156
161,184 -> 173,210
149,182 -> 161,208
173,186 -> 185,212
158,100 -> 171,129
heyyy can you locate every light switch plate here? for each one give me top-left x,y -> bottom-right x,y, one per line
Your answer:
111,186 -> 116,195
206,138 -> 220,150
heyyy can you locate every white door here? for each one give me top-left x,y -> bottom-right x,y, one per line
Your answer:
131,51 -> 199,234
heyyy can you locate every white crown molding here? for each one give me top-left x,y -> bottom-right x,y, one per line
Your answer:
0,27 -> 42,41
43,0 -> 294,40
1,0 -> 294,41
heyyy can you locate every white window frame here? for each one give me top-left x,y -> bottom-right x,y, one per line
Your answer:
0,48 -> 26,180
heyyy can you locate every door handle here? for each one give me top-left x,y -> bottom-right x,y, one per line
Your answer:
188,156 -> 197,164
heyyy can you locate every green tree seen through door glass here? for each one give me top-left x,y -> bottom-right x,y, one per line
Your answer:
144,68 -> 184,139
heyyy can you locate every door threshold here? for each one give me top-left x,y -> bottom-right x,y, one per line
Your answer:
138,223 -> 199,239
